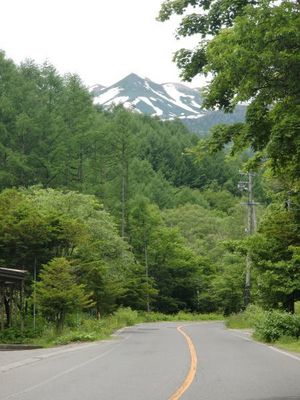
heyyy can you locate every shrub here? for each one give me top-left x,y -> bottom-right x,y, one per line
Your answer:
254,311 -> 300,342
244,304 -> 265,326
112,307 -> 139,327
0,323 -> 45,344
138,311 -> 168,322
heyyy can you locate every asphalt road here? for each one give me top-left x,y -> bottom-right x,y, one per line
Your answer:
0,322 -> 300,400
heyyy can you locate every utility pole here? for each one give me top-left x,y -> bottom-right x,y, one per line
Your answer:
238,172 -> 258,308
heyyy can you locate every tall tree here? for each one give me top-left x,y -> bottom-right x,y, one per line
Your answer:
248,206 -> 300,312
158,0 -> 255,81
129,196 -> 162,311
159,0 -> 300,179
108,107 -> 138,238
35,257 -> 92,332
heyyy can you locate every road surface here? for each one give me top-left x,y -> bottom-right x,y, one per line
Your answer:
0,322 -> 300,400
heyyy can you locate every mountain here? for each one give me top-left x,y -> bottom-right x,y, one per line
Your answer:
89,84 -> 106,96
91,73 -> 246,136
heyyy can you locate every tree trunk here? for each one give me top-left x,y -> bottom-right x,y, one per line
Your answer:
284,294 -> 295,314
56,312 -> 65,333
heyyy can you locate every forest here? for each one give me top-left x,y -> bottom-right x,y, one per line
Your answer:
0,0 -> 299,343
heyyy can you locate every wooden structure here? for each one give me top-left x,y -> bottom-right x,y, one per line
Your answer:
0,267 -> 27,331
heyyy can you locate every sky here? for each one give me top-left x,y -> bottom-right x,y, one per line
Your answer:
0,0 -> 204,88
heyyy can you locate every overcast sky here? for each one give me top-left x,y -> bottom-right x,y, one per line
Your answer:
0,0 -> 204,88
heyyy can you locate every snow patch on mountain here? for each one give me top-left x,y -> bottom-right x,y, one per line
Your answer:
136,97 -> 164,116
163,84 -> 199,111
94,87 -> 122,105
91,73 -> 246,135
105,96 -> 129,107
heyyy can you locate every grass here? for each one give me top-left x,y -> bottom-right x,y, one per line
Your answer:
226,304 -> 265,330
0,308 -> 223,347
226,313 -> 253,329
275,337 -> 300,353
139,310 -> 223,323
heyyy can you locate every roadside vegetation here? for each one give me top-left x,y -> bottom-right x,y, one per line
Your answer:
226,305 -> 300,353
0,308 -> 222,347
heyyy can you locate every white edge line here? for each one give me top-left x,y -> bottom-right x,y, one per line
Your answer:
1,334 -> 131,400
1,330 -> 128,373
228,331 -> 300,362
267,345 -> 300,362
0,342 -> 100,373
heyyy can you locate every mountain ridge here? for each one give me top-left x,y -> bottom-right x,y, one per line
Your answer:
90,73 -> 246,136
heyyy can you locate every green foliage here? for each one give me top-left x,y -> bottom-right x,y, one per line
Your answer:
35,258 -> 92,332
0,55 -> 94,188
148,226 -> 200,313
0,188 -> 85,272
206,2 -> 299,175
202,187 -> 236,213
254,311 -> 300,343
163,203 -> 246,313
158,0 -> 253,80
0,187 -> 147,318
227,305 -> 300,345
226,304 -> 265,329
111,307 -> 139,327
247,207 -> 300,311
204,2 -> 299,177
0,325 -> 44,344
159,1 -> 300,182
275,338 -> 300,353
52,308 -> 140,345
139,310 -> 223,322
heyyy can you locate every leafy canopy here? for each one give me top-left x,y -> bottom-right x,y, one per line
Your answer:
159,0 -> 300,179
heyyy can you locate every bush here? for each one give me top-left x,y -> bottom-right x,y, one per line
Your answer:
254,311 -> 300,342
243,304 -> 265,326
0,322 -> 45,344
111,307 -> 139,327
138,311 -> 168,322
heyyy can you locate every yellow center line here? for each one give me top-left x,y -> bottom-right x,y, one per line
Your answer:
169,325 -> 198,400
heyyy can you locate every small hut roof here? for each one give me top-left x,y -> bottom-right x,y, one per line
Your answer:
0,267 -> 27,283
